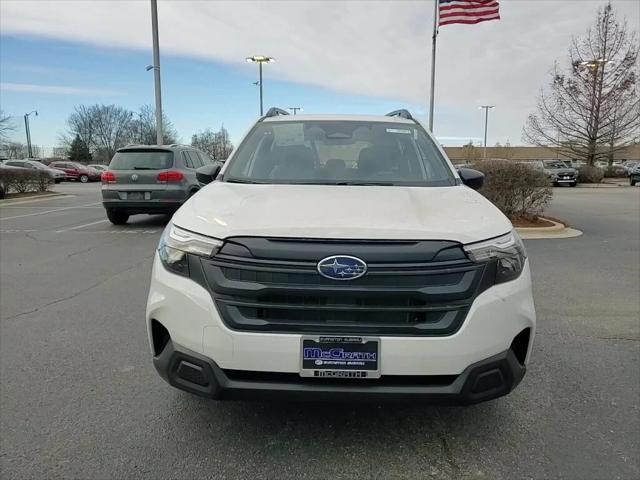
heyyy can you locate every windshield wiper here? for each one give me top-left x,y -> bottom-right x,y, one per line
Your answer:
333,181 -> 395,186
133,167 -> 154,170
225,178 -> 263,184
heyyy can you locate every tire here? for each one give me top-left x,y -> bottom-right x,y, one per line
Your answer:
106,209 -> 129,225
54,179 -> 62,184
79,174 -> 89,183
570,182 -> 577,187
631,178 -> 637,186
553,181 -> 559,187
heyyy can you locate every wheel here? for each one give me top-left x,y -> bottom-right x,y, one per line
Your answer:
631,178 -> 637,186
79,174 -> 89,183
553,181 -> 559,187
54,179 -> 62,184
106,209 -> 129,225
570,182 -> 577,187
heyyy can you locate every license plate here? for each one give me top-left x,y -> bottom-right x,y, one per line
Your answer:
124,192 -> 148,200
300,336 -> 380,379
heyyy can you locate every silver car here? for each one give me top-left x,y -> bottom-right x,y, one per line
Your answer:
101,144 -> 221,224
3,159 -> 67,183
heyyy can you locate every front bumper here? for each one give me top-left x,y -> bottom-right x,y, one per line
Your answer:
153,338 -> 526,404
147,251 -> 536,403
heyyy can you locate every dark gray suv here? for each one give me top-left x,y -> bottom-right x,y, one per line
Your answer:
101,144 -> 221,224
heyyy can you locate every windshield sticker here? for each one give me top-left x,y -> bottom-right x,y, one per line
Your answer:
386,128 -> 411,134
273,123 -> 305,145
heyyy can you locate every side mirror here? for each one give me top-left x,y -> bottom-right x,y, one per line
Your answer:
458,168 -> 484,190
196,164 -> 221,185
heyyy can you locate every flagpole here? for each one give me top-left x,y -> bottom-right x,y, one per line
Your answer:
428,0 -> 439,132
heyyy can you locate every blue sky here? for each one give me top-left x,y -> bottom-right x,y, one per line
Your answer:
1,35 -> 425,148
1,0 -> 637,151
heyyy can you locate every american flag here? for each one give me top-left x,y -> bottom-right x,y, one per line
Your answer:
438,0 -> 500,27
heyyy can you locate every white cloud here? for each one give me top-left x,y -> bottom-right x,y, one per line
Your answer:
1,0 -> 638,144
0,82 -> 124,96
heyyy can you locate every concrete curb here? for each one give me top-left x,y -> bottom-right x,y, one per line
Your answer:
577,182 -> 629,188
0,192 -> 71,206
516,218 -> 583,240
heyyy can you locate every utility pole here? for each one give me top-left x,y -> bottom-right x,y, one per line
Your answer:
480,105 -> 495,159
289,107 -> 303,115
24,110 -> 37,158
149,0 -> 163,145
246,56 -> 275,116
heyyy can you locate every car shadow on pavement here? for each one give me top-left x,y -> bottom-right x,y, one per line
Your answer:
161,392 -> 519,474
117,214 -> 172,229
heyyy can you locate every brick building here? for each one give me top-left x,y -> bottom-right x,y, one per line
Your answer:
443,144 -> 640,164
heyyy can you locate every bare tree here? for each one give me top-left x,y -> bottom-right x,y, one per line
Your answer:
192,126 -> 233,160
65,104 -> 134,162
131,104 -> 178,145
523,3 -> 639,165
0,110 -> 16,145
3,142 -> 28,159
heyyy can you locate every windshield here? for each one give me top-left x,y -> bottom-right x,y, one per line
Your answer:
224,121 -> 455,186
27,161 -> 46,170
109,150 -> 174,170
544,161 -> 568,169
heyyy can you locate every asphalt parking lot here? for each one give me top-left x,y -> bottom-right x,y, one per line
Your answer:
1,183 -> 639,480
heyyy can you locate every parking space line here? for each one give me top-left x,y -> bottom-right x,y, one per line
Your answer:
0,203 -> 101,221
0,194 -> 74,207
55,219 -> 109,233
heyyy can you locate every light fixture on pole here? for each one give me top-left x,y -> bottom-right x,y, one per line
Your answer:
288,107 -> 303,115
23,110 -> 38,159
479,105 -> 495,159
246,55 -> 275,116
148,0 -> 164,146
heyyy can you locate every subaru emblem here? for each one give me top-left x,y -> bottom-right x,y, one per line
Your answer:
317,255 -> 367,281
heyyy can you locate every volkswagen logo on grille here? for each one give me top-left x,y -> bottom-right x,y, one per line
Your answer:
317,255 -> 367,281
131,174 -> 139,182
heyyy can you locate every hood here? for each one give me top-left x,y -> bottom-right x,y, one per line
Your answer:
172,183 -> 513,245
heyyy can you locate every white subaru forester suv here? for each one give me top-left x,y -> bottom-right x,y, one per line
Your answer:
146,108 -> 535,404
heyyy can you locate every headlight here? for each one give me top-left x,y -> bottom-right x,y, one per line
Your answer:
463,230 -> 527,284
158,223 -> 223,276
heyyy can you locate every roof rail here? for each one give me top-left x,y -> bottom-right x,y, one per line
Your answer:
385,109 -> 415,121
264,107 -> 290,118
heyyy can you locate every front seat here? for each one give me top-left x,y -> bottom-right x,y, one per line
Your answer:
270,146 -> 316,180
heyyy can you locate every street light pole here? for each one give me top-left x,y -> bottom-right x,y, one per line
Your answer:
246,56 -> 275,116
23,110 -> 37,158
259,61 -> 263,116
149,0 -> 163,145
480,105 -> 495,159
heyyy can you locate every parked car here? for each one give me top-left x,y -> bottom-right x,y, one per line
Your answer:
48,161 -> 101,182
88,164 -> 108,172
629,164 -> 640,186
531,160 -> 578,186
146,108 -> 535,405
101,144 -> 220,224
3,159 -> 66,183
623,161 -> 639,176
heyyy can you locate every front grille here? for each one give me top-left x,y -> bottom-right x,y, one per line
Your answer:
190,237 -> 495,336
